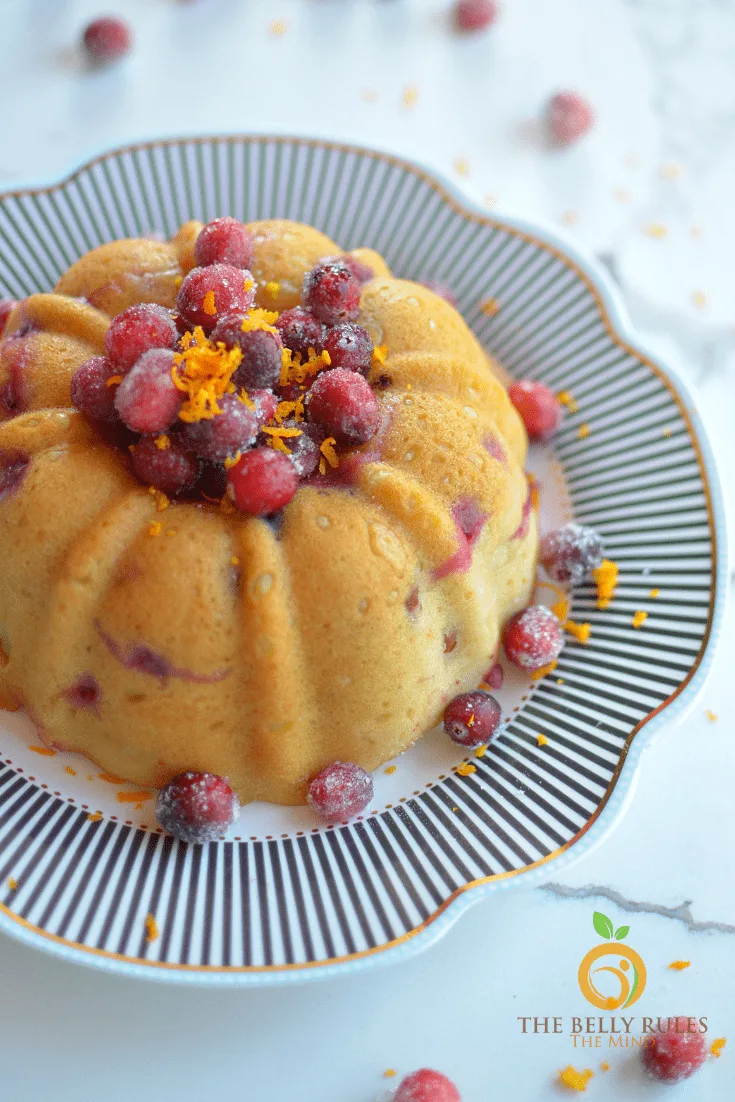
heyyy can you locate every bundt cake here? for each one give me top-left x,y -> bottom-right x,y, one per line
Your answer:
0,218 -> 537,809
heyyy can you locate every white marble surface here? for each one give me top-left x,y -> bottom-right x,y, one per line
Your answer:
0,0 -> 733,1098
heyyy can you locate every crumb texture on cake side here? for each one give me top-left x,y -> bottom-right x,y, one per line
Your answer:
0,220 -> 536,806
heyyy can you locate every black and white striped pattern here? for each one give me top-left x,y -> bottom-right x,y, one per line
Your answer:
0,138 -> 720,974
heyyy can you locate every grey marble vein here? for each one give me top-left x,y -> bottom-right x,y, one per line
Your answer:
540,882 -> 735,934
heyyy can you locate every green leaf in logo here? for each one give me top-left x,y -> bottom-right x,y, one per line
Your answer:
593,911 -> 614,939
615,926 -> 630,940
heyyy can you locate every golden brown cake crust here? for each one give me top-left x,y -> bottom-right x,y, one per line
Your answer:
0,220 -> 536,805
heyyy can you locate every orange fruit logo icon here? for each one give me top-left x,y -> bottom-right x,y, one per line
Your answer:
578,912 -> 646,1010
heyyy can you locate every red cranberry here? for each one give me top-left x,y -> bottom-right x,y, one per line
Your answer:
443,689 -> 502,748
194,217 -> 254,270
307,761 -> 374,822
323,322 -> 373,375
131,436 -> 200,495
395,1069 -> 461,1102
421,281 -> 457,307
71,355 -> 119,422
276,419 -> 325,477
227,446 -> 299,515
547,91 -> 595,145
176,264 -> 255,332
82,16 -> 132,63
114,348 -> 182,433
104,303 -> 177,373
0,450 -> 30,501
641,1018 -> 707,1084
336,254 -> 374,284
540,524 -> 603,586
250,388 -> 278,427
508,380 -> 561,441
306,368 -> 380,446
0,300 -> 16,337
504,605 -> 563,671
213,321 -> 283,390
302,260 -> 361,326
179,393 -> 259,462
275,307 -> 326,357
155,772 -> 240,844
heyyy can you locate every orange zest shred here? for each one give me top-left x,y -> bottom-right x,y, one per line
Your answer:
565,620 -> 591,644
318,457 -> 327,475
600,1061 -> 610,1072
532,660 -> 558,681
116,791 -> 153,803
384,1069 -> 397,1079
280,346 -> 331,387
705,709 -> 718,722
239,308 -> 279,334
173,325 -> 243,422
7,877 -> 17,891
105,374 -> 123,387
275,395 -> 305,423
29,745 -> 56,756
320,437 -> 339,469
262,425 -> 303,456
65,766 -> 77,776
557,390 -> 579,414
528,472 -> 541,510
457,761 -> 476,777
649,587 -> 660,598
558,1066 -> 593,1092
231,556 -> 240,566
632,610 -> 648,629
384,765 -> 397,775
577,422 -> 591,440
537,734 -> 549,747
145,913 -> 160,943
87,811 -> 103,822
238,388 -> 256,410
148,486 -> 170,512
711,1038 -> 727,1058
480,297 -> 500,317
223,451 -> 242,470
264,281 -> 280,299
372,344 -> 388,366
154,435 -> 171,451
668,960 -> 690,970
593,559 -> 618,609
148,522 -> 162,537
202,290 -> 217,316
474,744 -> 488,758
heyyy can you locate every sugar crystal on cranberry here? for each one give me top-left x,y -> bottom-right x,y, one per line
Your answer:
114,348 -> 182,433
194,217 -> 254,270
307,761 -> 374,822
71,356 -> 119,422
176,264 -> 256,332
104,303 -> 177,373
443,689 -> 502,748
250,388 -> 279,428
323,322 -> 373,375
277,420 -> 324,477
395,1068 -> 461,1102
156,771 -> 239,844
306,368 -> 380,446
179,393 -> 259,462
504,605 -> 564,671
540,523 -> 603,586
131,436 -> 200,496
275,307 -> 326,358
227,446 -> 299,515
302,260 -> 361,326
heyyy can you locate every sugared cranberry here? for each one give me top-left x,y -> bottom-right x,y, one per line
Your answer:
250,388 -> 279,427
114,348 -> 182,433
194,217 -> 254,270
540,524 -> 603,586
421,281 -> 457,307
508,380 -> 561,440
302,260 -> 361,326
504,605 -> 564,671
456,0 -> 499,31
275,307 -> 326,358
179,393 -> 258,462
213,321 -> 283,391
82,16 -> 132,63
278,419 -> 324,477
336,254 -> 374,284
323,322 -> 373,375
176,264 -> 255,332
104,303 -> 177,373
227,446 -> 299,515
71,356 -> 119,422
641,1018 -> 707,1084
131,436 -> 200,495
307,761 -> 374,822
306,368 -> 380,446
155,771 -> 240,844
395,1069 -> 461,1102
547,91 -> 595,145
0,300 -> 16,337
443,689 -> 502,748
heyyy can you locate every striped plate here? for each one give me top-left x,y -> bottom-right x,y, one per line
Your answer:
0,137 -> 727,985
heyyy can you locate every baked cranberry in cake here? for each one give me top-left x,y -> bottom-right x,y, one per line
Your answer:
306,368 -> 380,446
114,349 -> 182,433
179,393 -> 259,462
131,436 -> 200,496
156,771 -> 240,843
176,265 -> 255,331
275,307 -> 326,357
504,605 -> 563,671
104,303 -> 177,373
227,446 -> 299,515
71,356 -> 119,422
302,260 -> 361,325
194,217 -> 254,270
323,322 -> 373,375
82,16 -> 132,63
508,380 -> 561,440
0,300 -> 16,337
443,689 -> 502,747
307,761 -> 374,822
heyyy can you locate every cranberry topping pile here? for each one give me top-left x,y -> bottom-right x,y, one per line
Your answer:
70,219 -> 382,515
